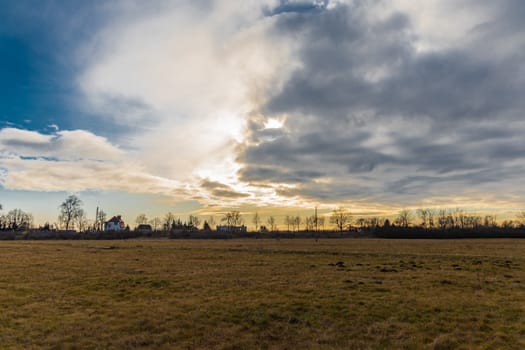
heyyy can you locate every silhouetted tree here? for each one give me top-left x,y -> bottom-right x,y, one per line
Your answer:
318,216 -> 325,231
417,208 -> 434,229
356,217 -> 366,228
284,215 -> 292,231
6,209 -> 33,230
164,212 -> 176,230
395,209 -> 412,228
76,209 -> 89,232
188,215 -> 201,229
59,195 -> 83,231
501,220 -> 515,229
95,208 -> 107,231
516,211 -> 525,227
484,215 -> 497,227
437,209 -> 452,229
469,215 -> 482,229
452,208 -> 464,229
149,217 -> 161,231
135,214 -> 148,225
252,212 -> 260,232
293,216 -> 302,232
366,217 -> 381,228
267,216 -> 277,232
305,215 -> 316,231
222,211 -> 243,226
330,207 -> 351,232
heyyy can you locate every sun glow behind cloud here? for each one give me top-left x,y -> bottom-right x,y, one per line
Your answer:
264,118 -> 285,130
75,1 -> 293,189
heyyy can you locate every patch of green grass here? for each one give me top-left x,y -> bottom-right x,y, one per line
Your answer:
0,239 -> 524,348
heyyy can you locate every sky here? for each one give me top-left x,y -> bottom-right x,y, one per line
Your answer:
1,0 -> 525,226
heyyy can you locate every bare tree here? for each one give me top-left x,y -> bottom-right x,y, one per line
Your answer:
317,216 -> 325,231
291,216 -> 300,232
502,220 -> 515,229
516,211 -> 525,227
355,218 -> 366,228
428,209 -> 435,228
164,212 -> 176,230
437,209 -> 449,229
417,209 -> 429,228
222,211 -> 243,226
95,209 -> 107,231
188,215 -> 201,229
284,215 -> 292,231
330,207 -> 351,232
484,215 -> 497,227
135,214 -> 148,225
6,209 -> 33,230
416,208 -> 435,229
451,208 -> 464,229
267,216 -> 277,232
305,215 -> 316,231
395,209 -> 413,228
252,212 -> 260,232
59,195 -> 83,231
149,217 -> 161,231
470,215 -> 482,229
76,209 -> 89,232
366,217 -> 381,228
0,214 -> 7,230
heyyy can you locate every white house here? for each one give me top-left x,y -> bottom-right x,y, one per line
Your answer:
216,225 -> 247,233
104,215 -> 125,231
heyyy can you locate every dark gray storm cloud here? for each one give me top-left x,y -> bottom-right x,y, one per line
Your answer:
238,0 -> 525,204
200,179 -> 250,199
265,0 -> 328,16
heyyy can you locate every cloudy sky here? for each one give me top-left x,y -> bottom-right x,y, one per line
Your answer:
1,0 -> 525,225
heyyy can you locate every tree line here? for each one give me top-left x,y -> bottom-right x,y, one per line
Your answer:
0,205 -> 33,231
132,207 -> 525,233
2,195 -> 525,234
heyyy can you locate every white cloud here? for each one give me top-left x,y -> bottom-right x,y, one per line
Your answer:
0,127 -> 191,197
0,128 -> 123,161
1,156 -> 179,193
0,128 -> 52,147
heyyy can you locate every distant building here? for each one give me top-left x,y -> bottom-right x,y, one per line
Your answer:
216,225 -> 247,233
135,224 -> 153,233
104,215 -> 126,231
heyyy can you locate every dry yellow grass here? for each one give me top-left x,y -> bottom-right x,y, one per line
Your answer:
0,239 -> 524,349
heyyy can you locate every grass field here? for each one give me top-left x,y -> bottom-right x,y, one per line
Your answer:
0,239 -> 524,349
